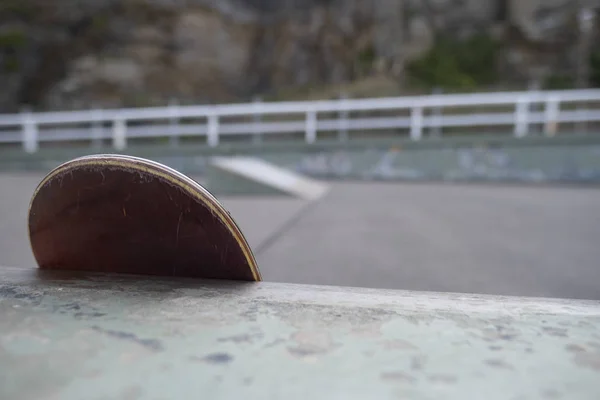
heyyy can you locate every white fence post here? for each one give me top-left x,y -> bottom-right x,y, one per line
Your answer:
252,96 -> 263,145
514,96 -> 530,137
207,112 -> 219,147
338,93 -> 349,142
305,108 -> 317,144
168,98 -> 180,147
430,88 -> 442,137
112,117 -> 127,151
544,95 -> 560,137
410,106 -> 423,141
21,108 -> 38,153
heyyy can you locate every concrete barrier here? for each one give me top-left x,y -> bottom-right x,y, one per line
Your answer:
1,134 -> 599,184
1,267 -> 599,400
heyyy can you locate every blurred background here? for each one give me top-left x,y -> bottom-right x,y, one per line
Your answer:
1,0 -> 600,299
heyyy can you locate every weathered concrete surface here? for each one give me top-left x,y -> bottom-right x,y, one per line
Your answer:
1,174 -> 600,299
1,267 -> 599,400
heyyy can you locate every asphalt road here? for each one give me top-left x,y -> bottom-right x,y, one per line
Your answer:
1,173 -> 599,300
258,182 -> 600,300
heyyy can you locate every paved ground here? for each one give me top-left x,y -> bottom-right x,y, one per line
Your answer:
258,182 -> 600,300
2,173 -> 600,300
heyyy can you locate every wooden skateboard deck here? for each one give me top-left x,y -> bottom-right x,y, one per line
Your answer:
27,154 -> 261,281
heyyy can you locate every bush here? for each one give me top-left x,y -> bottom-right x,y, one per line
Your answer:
590,50 -> 600,88
406,33 -> 501,90
0,1 -> 34,19
0,30 -> 27,50
3,55 -> 19,73
544,74 -> 575,90
0,30 -> 27,73
356,45 -> 376,74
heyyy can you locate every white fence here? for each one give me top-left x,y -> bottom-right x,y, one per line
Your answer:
1,89 -> 600,153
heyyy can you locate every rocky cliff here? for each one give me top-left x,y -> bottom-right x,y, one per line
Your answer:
0,0 -> 598,112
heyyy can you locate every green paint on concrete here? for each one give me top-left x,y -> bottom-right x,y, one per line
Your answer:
1,267 -> 600,400
1,134 -> 600,183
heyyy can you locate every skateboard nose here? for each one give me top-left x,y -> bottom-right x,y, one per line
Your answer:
28,154 -> 261,281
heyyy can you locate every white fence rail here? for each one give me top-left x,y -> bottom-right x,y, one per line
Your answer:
1,89 -> 600,153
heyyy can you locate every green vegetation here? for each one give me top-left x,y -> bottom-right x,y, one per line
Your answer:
356,45 -> 376,76
0,30 -> 27,50
3,55 -> 19,73
590,50 -> 600,88
0,1 -> 34,19
543,73 -> 575,90
543,50 -> 600,89
91,15 -> 110,33
0,29 -> 27,73
406,34 -> 501,91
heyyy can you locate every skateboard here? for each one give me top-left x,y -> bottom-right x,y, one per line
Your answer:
27,154 -> 261,281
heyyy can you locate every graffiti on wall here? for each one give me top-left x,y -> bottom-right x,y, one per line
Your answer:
285,144 -> 600,183
295,151 -> 354,177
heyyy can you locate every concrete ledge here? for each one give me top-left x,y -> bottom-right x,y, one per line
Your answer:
2,134 -> 600,184
1,267 -> 599,400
